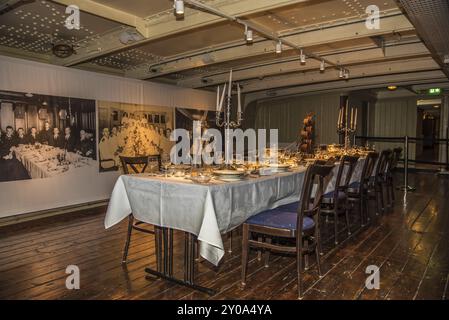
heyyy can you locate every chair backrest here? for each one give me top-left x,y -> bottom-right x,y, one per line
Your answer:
296,164 -> 334,237
334,155 -> 359,192
391,147 -> 402,171
361,152 -> 379,187
373,149 -> 392,183
119,155 -> 161,174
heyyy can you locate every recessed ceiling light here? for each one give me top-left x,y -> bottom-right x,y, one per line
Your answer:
25,93 -> 33,97
387,85 -> 397,91
174,0 -> 184,16
275,40 -> 282,54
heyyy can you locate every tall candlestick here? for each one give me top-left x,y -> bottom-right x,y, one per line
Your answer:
337,108 -> 342,127
350,108 -> 354,129
216,86 -> 220,111
354,108 -> 358,130
219,84 -> 226,111
237,84 -> 241,114
228,69 -> 233,98
345,101 -> 348,127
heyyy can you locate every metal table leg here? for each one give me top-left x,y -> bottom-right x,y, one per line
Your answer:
145,228 -> 216,296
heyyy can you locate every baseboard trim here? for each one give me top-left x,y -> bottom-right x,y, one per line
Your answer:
0,200 -> 109,227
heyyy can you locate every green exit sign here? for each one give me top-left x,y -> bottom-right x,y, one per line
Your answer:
428,88 -> 441,95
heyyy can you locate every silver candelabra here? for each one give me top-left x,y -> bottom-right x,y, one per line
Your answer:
215,69 -> 243,129
215,69 -> 243,167
337,103 -> 357,150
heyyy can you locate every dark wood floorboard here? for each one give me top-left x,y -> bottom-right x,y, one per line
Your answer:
0,173 -> 448,300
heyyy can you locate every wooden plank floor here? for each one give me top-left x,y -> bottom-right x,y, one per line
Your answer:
1,173 -> 448,300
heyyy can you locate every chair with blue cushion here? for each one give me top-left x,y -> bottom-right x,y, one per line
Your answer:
321,155 -> 359,245
120,155 -> 161,264
367,150 -> 392,216
241,163 -> 334,299
347,152 -> 379,227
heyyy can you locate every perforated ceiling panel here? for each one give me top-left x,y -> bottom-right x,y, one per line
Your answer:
0,0 -> 120,55
396,0 -> 449,77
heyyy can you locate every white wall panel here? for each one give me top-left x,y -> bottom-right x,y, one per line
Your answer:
0,55 -> 215,218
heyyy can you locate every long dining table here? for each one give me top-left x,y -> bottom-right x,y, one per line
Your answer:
104,156 -> 366,294
105,167 -> 307,294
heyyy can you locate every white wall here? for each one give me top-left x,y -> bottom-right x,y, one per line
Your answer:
373,96 -> 418,158
0,55 -> 215,218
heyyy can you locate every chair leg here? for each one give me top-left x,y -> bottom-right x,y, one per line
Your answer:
334,209 -> 339,245
304,239 -> 309,270
264,238 -> 271,268
241,224 -> 249,287
297,237 -> 303,299
315,233 -> 322,277
228,231 -> 233,254
257,236 -> 263,261
379,184 -> 385,212
375,188 -> 381,216
122,215 -> 134,264
390,178 -> 395,202
345,199 -> 351,236
359,197 -> 365,227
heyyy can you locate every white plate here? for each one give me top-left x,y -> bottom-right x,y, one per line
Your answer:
218,176 -> 244,182
213,169 -> 244,176
268,163 -> 290,169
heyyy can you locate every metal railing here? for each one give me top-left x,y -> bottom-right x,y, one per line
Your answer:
355,135 -> 449,192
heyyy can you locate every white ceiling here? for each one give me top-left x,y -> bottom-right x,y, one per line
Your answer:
0,0 -> 447,99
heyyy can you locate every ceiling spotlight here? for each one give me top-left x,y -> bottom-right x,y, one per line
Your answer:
320,60 -> 325,72
387,85 -> 397,91
25,93 -> 33,98
300,50 -> 306,64
245,25 -> 253,43
276,40 -> 282,54
174,0 -> 184,16
339,68 -> 344,78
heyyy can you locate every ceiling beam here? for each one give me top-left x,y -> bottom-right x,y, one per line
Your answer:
240,57 -> 440,93
0,45 -> 50,63
244,70 -> 447,105
52,0 -> 310,67
52,0 -> 147,34
127,13 -> 413,79
178,41 -> 430,88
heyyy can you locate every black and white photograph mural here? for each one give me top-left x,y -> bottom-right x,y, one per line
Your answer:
0,90 -> 96,182
97,101 -> 175,172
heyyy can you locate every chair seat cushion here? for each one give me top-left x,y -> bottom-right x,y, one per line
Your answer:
277,201 -> 300,212
246,209 -> 315,231
323,190 -> 346,199
347,181 -> 361,193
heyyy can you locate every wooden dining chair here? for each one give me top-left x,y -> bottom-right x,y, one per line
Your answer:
367,149 -> 392,216
241,163 -> 334,299
347,152 -> 379,227
120,155 -> 161,264
386,147 -> 402,205
321,155 -> 359,245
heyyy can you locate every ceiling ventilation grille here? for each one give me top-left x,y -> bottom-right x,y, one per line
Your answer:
396,0 -> 449,77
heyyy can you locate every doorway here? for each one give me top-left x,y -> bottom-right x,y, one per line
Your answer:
416,102 -> 441,166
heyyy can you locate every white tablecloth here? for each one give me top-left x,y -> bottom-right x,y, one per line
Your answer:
13,145 -> 95,179
105,167 -> 307,266
324,158 -> 365,193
